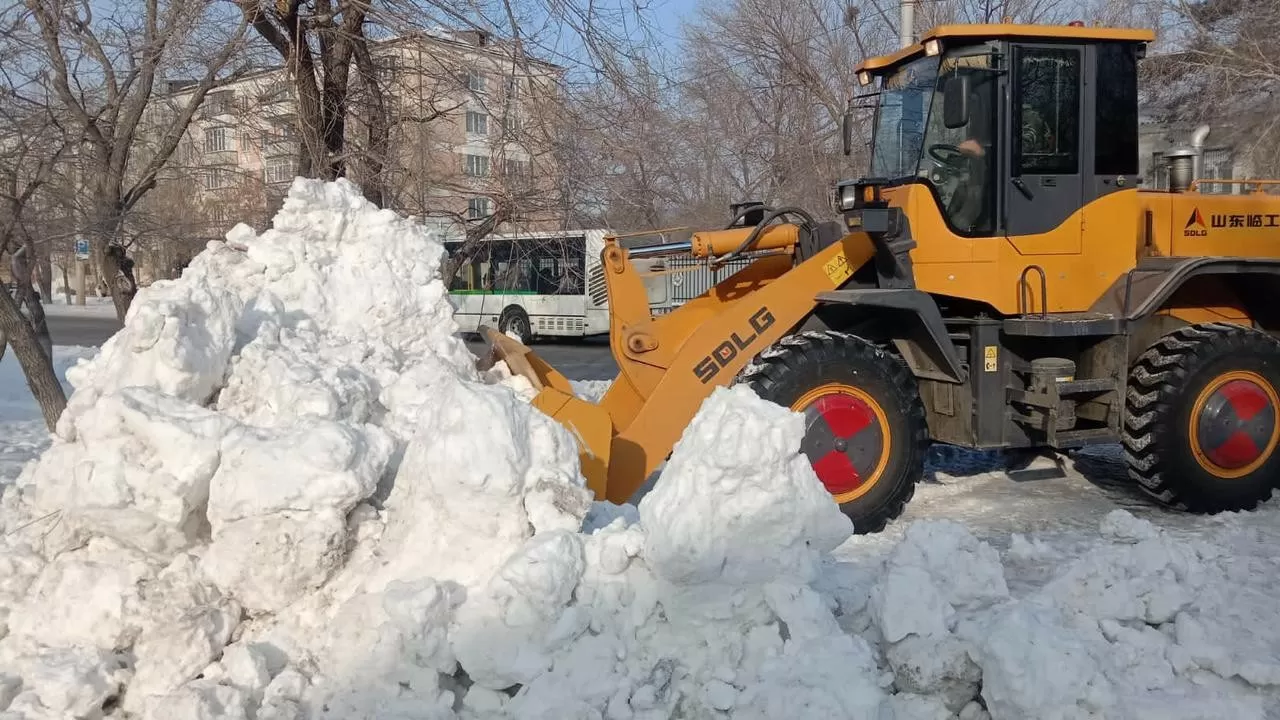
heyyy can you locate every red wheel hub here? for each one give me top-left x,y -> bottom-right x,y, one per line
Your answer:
1195,377 -> 1277,471
795,387 -> 886,497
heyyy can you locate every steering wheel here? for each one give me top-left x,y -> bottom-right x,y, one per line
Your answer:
928,143 -> 968,167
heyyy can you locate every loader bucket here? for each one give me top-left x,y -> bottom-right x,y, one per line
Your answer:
477,326 -> 613,497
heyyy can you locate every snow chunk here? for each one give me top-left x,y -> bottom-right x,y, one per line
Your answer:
376,374 -> 590,588
977,601 -> 1115,718
568,379 -> 612,403
0,646 -> 128,719
203,509 -> 351,612
59,245 -> 248,419
453,530 -> 588,687
17,389 -> 234,554
5,537 -> 155,650
640,385 -> 852,587
208,421 -> 389,530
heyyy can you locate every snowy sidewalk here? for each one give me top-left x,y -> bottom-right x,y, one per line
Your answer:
39,298 -> 118,318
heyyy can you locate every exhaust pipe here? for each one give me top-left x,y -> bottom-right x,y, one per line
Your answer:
1166,148 -> 1196,192
1191,125 -> 1211,187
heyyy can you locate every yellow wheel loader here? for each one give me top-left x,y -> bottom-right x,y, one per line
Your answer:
486,22 -> 1280,533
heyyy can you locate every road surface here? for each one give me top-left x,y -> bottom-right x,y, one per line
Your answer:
45,313 -> 122,348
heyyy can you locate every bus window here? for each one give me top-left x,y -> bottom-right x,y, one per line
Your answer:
444,241 -> 489,292
527,237 -> 585,295
443,235 -> 587,295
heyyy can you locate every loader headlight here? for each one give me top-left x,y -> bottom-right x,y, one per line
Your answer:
839,184 -> 859,211
837,181 -> 883,211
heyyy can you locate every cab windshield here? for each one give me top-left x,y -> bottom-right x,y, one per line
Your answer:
869,47 -> 997,234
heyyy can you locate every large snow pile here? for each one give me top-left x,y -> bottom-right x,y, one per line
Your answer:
2,178 -> 1279,720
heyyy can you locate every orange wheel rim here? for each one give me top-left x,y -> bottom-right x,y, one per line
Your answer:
791,382 -> 891,503
1188,370 -> 1280,479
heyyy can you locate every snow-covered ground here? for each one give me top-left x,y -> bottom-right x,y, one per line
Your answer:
0,346 -> 96,488
1,179 -> 1279,719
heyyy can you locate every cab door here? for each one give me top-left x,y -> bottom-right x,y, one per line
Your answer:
1005,43 -> 1086,250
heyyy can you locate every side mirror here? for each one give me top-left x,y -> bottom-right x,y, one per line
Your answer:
942,75 -> 970,129
842,101 -> 853,156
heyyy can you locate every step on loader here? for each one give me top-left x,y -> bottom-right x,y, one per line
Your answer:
483,22 -> 1280,533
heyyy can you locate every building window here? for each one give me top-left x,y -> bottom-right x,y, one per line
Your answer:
208,205 -> 231,224
503,158 -> 532,184
468,197 -> 492,219
378,56 -> 398,86
466,111 -> 488,135
463,70 -> 485,94
505,75 -> 521,99
464,153 -> 490,177
261,122 -> 297,154
504,113 -> 521,136
1202,148 -> 1234,194
204,127 -> 230,153
1149,151 -> 1168,190
265,157 -> 296,185
202,167 -> 235,190
201,91 -> 234,119
261,81 -> 290,104
262,128 -> 297,157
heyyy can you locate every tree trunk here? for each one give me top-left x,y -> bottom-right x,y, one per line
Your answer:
99,248 -> 137,322
11,245 -> 53,359
37,248 -> 52,301
353,31 -> 388,208
88,193 -> 137,322
0,285 -> 66,431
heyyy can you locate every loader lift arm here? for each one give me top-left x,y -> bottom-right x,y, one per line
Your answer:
488,215 -> 877,504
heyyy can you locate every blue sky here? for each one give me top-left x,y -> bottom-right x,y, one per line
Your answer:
653,0 -> 698,42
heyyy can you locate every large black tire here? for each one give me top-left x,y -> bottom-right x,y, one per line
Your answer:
738,331 -> 929,534
1124,322 -> 1280,513
498,305 -> 533,345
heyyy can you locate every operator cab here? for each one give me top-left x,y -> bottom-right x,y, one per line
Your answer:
838,23 -> 1153,239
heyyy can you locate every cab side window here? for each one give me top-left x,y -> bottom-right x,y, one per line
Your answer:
1014,48 -> 1080,175
1095,43 -> 1138,176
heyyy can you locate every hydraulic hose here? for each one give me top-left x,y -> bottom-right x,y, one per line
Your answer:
714,205 -> 816,268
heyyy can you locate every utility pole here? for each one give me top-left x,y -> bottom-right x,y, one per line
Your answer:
899,0 -> 914,48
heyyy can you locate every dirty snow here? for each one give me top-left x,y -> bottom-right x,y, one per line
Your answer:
1,178 -> 1280,719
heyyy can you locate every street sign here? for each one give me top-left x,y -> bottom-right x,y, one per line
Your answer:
75,238 -> 90,260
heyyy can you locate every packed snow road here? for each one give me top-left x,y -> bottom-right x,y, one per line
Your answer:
1,179 -> 1279,720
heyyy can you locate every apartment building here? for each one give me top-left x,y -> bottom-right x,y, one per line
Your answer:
151,27 -> 565,240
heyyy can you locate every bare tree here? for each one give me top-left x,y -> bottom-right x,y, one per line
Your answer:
19,0 -> 252,321
0,97 -> 77,429
233,0 -> 387,191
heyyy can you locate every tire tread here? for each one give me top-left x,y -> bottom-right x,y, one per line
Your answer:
1122,322 -> 1280,512
738,330 -> 929,533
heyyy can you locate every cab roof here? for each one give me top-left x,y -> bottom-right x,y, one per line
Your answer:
855,23 -> 1156,74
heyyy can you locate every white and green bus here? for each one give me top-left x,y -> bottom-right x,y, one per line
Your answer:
444,229 -> 674,343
